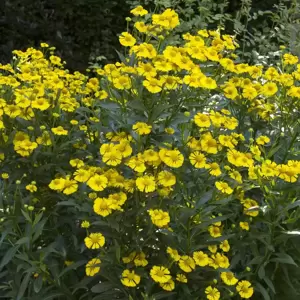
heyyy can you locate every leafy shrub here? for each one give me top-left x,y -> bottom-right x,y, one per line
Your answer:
0,0 -> 129,71
1,6 -> 300,300
126,0 -> 300,62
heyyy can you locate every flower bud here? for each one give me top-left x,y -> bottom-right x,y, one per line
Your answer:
126,17 -> 132,22
28,206 -> 34,211
184,111 -> 190,117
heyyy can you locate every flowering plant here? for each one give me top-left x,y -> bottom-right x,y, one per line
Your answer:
1,6 -> 300,300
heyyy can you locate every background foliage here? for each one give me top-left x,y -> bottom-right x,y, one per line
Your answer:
1,0 -> 300,71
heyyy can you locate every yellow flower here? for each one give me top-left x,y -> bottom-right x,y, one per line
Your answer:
81,220 -> 90,228
126,156 -> 146,173
87,174 -> 108,191
236,280 -> 254,298
220,272 -> 238,286
283,53 -> 298,65
84,232 -> 105,249
223,84 -> 238,100
152,9 -> 180,30
1,173 -> 9,179
176,273 -> 187,283
215,181 -> 233,194
49,178 -> 66,191
208,245 -> 218,253
40,42 -> 49,48
14,140 -> 38,157
157,171 -> 176,187
160,149 -> 184,168
31,98 -> 50,111
132,122 -> 152,135
219,240 -> 230,252
70,159 -> 84,168
116,141 -> 132,158
242,198 -> 259,217
36,132 -> 52,146
208,163 -> 222,177
148,209 -> 170,228
143,77 -> 162,93
51,126 -> 68,135
189,151 -> 207,168
193,251 -> 209,266
134,21 -> 148,33
93,197 -> 113,217
209,253 -> 230,269
160,279 -> 175,291
178,256 -> 196,273
205,286 -> 220,300
86,258 -> 101,276
136,175 -> 156,193
239,222 -> 249,231
167,247 -> 181,262
262,82 -> 278,97
200,133 -> 218,154
256,135 -> 270,145
102,150 -> 122,166
121,269 -> 141,287
26,184 -> 37,193
62,179 -> 78,195
119,32 -> 136,47
133,252 -> 148,267
130,5 -> 148,16
150,266 -> 171,283
113,75 -> 132,90
74,168 -> 91,183
218,135 -> 237,149
208,225 -> 222,237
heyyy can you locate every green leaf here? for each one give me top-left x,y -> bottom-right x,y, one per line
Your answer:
153,292 -> 177,299
33,212 -> 44,226
16,237 -> 30,247
127,100 -> 147,112
91,282 -> 115,293
17,271 -> 31,300
258,265 -> 265,279
21,210 -> 32,223
270,253 -> 298,266
256,282 -> 271,300
98,101 -> 120,110
33,218 -> 47,242
263,277 -> 276,294
33,274 -> 43,293
43,292 -> 65,300
195,190 -> 213,208
0,245 -> 20,270
58,260 -> 86,278
286,200 -> 300,210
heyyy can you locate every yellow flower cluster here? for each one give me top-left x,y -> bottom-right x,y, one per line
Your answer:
1,5 -> 300,300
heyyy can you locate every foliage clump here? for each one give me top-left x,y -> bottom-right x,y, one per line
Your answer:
1,6 -> 300,300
